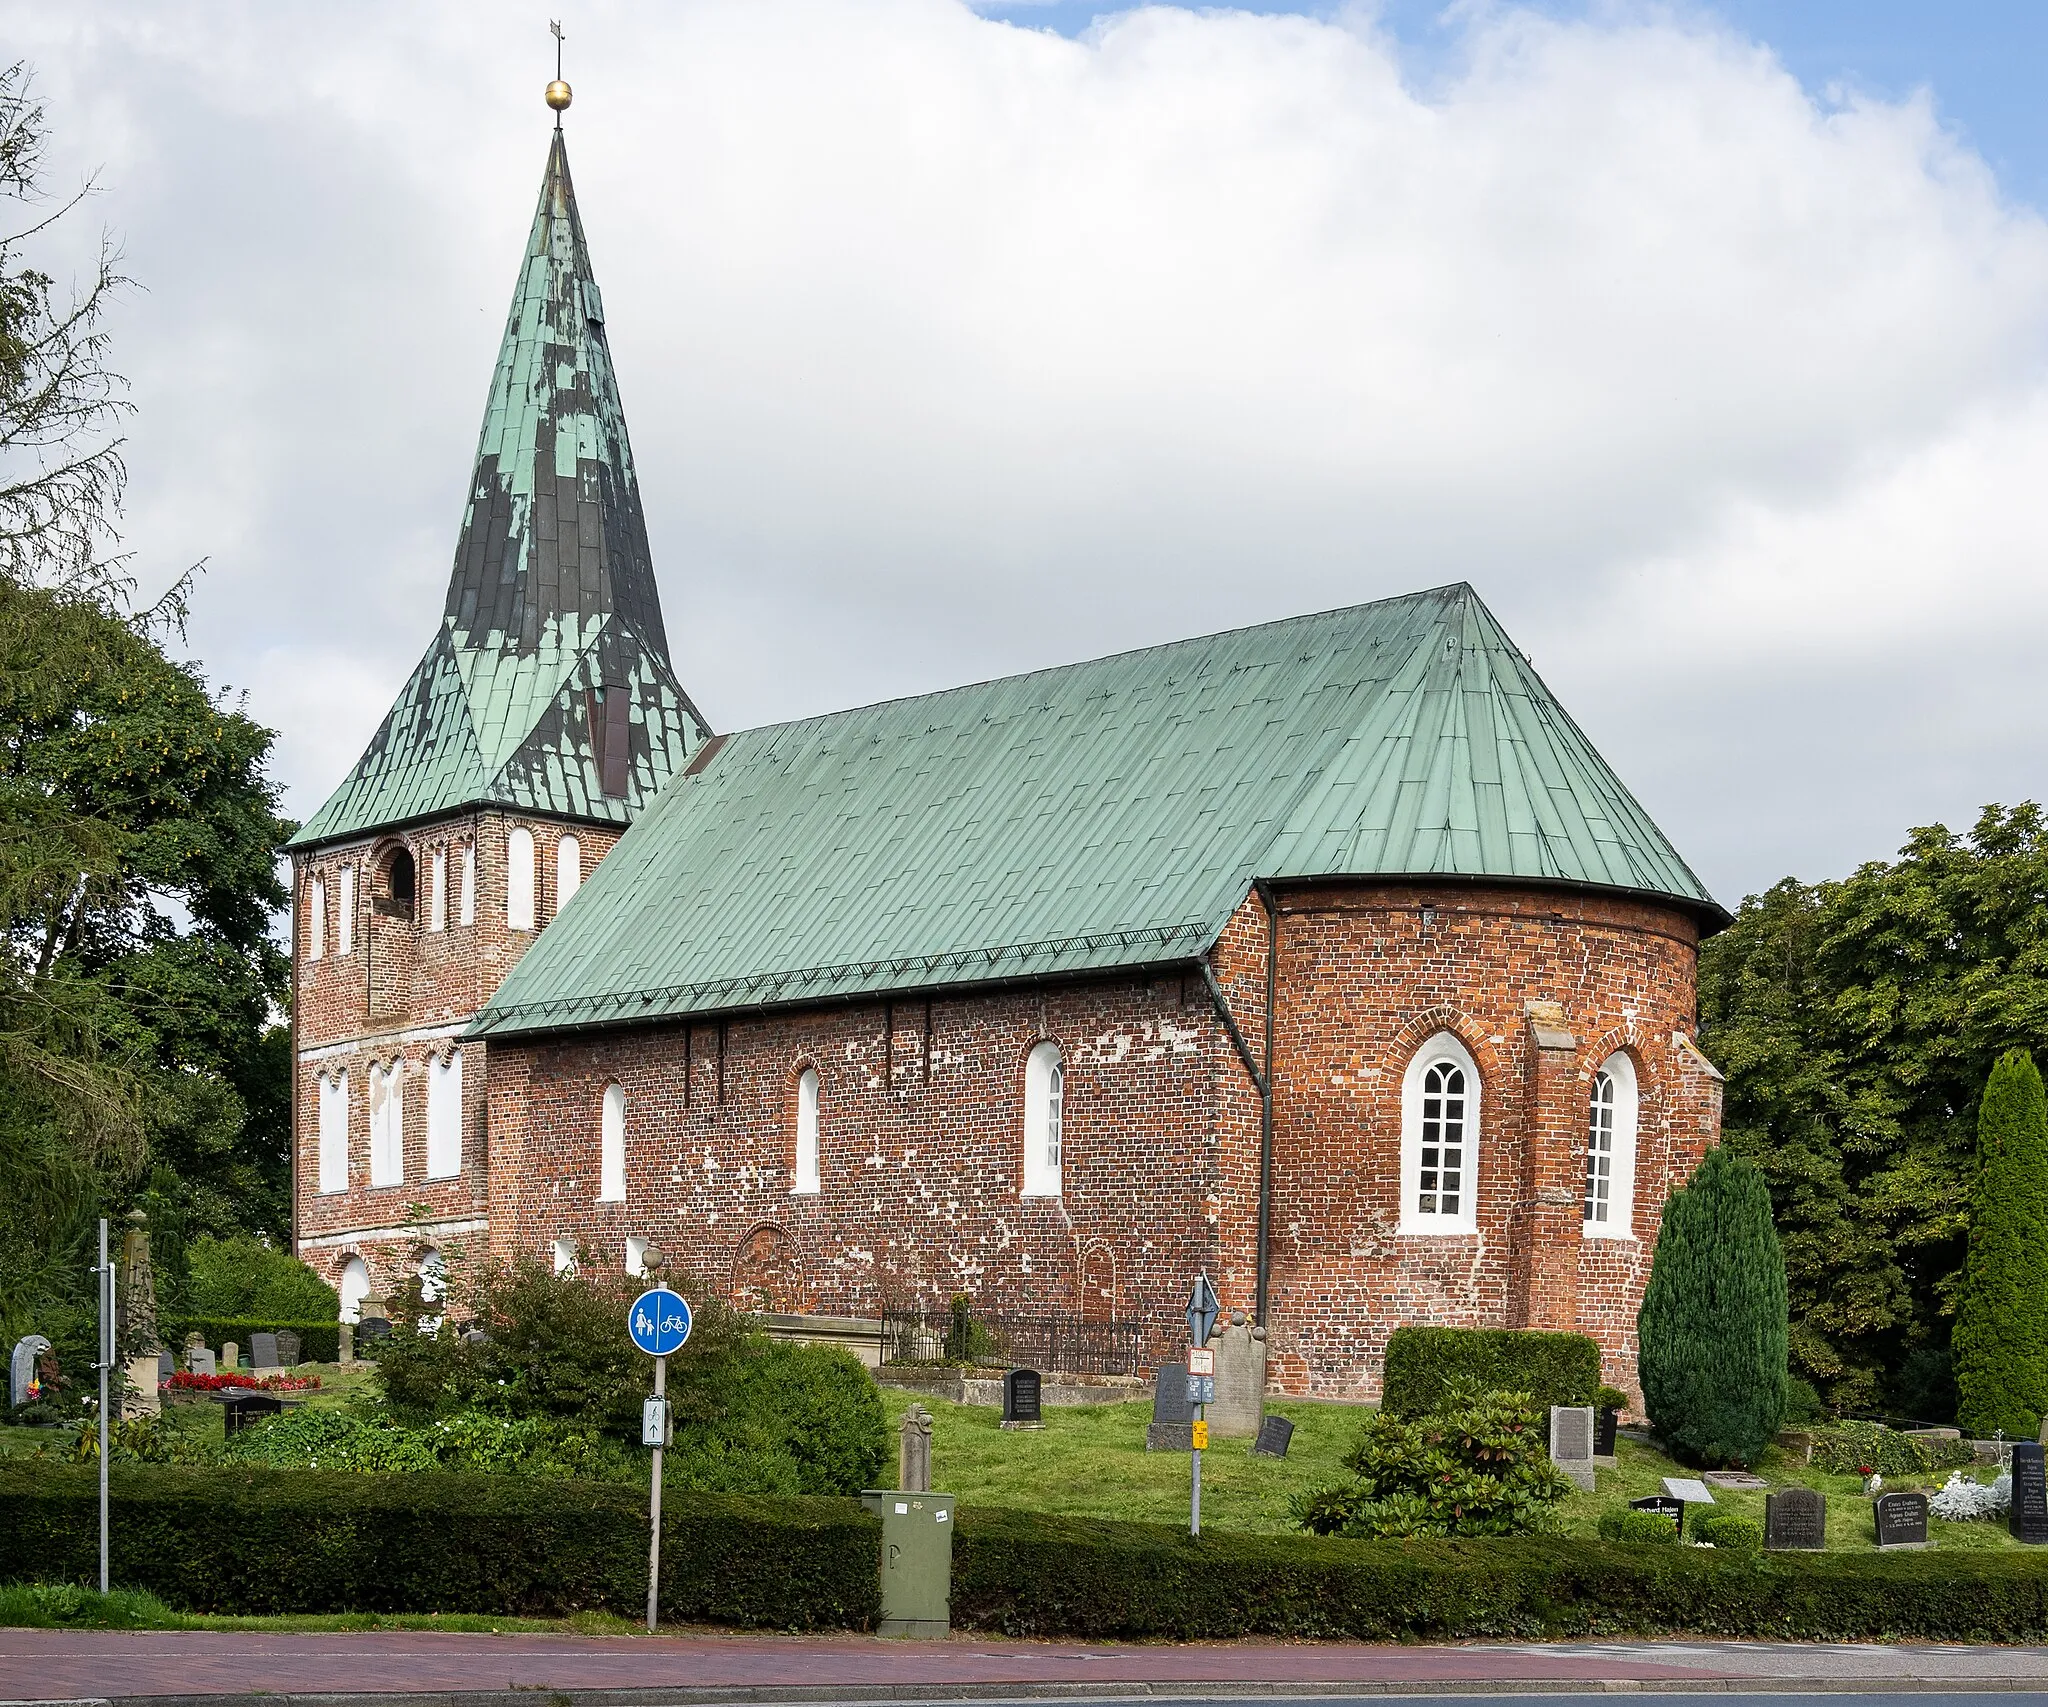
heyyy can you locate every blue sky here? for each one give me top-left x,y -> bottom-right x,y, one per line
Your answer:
976,1 -> 2048,208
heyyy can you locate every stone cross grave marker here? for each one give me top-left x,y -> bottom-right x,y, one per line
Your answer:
2011,1442 -> 2048,1544
1209,1312 -> 1267,1438
221,1340 -> 239,1373
1147,1362 -> 1192,1452
1765,1486 -> 1826,1550
1001,1368 -> 1044,1430
1251,1414 -> 1295,1459
275,1330 -> 301,1368
1630,1495 -> 1686,1538
10,1335 -> 51,1407
250,1332 -> 280,1371
187,1347 -> 215,1376
1874,1490 -> 1930,1550
1549,1405 -> 1597,1492
899,1402 -> 934,1492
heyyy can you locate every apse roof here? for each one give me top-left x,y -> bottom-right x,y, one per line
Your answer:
291,131 -> 708,852
472,583 -> 1722,1041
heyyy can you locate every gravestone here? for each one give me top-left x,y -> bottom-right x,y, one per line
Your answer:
219,1390 -> 283,1436
186,1347 -> 215,1377
1146,1362 -> 1193,1452
1630,1495 -> 1686,1538
1208,1312 -> 1267,1438
250,1332 -> 280,1371
2010,1442 -> 2048,1544
1874,1490 -> 1930,1550
337,1323 -> 355,1363
221,1341 -> 239,1372
1703,1470 -> 1769,1490
157,1349 -> 175,1383
10,1334 -> 51,1408
1251,1414 -> 1295,1459
1549,1405 -> 1597,1492
1662,1476 -> 1716,1506
1000,1368 -> 1043,1430
899,1402 -> 934,1492
275,1330 -> 301,1368
1764,1486 -> 1827,1550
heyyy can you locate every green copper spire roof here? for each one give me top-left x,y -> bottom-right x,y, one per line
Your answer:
473,584 -> 1724,1042
292,131 -> 709,851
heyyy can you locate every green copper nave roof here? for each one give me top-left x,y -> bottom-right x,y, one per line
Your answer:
292,131 -> 709,851
474,584 -> 1722,1040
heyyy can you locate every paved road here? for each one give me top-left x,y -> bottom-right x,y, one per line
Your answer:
9,1631 -> 2048,1704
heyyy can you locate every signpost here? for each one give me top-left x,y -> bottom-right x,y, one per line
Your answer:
1184,1272 -> 1219,1537
626,1255 -> 691,1632
95,1218 -> 112,1594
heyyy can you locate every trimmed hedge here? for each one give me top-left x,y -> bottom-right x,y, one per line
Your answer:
951,1505 -> 2048,1641
161,1318 -> 341,1364
1380,1326 -> 1602,1419
0,1463 -> 878,1630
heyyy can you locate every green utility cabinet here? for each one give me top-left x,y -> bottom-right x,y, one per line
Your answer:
858,1490 -> 956,1637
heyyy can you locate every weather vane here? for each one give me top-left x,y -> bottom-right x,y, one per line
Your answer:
546,21 -> 572,123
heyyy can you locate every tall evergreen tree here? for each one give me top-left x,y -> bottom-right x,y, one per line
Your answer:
1638,1145 -> 1790,1466
1953,1050 -> 2048,1437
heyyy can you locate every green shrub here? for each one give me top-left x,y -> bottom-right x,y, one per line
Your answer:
186,1235 -> 339,1321
1597,1507 -> 1679,1544
1639,1146 -> 1789,1466
216,1407 -> 633,1480
666,1341 -> 887,1496
1783,1376 -> 1827,1425
1379,1327 -> 1602,1419
1955,1051 -> 2048,1438
0,1462 -> 879,1628
0,1582 -> 188,1630
1810,1420 -> 1974,1477
1692,1513 -> 1763,1552
1595,1385 -> 1630,1413
160,1318 -> 339,1363
1296,1388 -> 1574,1539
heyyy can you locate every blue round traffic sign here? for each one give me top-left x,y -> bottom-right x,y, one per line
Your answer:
628,1287 -> 692,1355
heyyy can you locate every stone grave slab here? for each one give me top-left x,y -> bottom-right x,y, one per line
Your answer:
11,1334 -> 51,1407
250,1332 -> 280,1371
1874,1490 -> 1930,1550
1631,1495 -> 1686,1538
1703,1470 -> 1769,1490
1765,1486 -> 1826,1550
1209,1312 -> 1267,1438
221,1341 -> 239,1372
157,1349 -> 174,1383
187,1347 -> 215,1376
275,1330 -> 301,1368
1251,1414 -> 1295,1459
1662,1476 -> 1717,1505
2011,1442 -> 2048,1544
1146,1362 -> 1192,1451
1001,1368 -> 1044,1430
1549,1405 -> 1596,1492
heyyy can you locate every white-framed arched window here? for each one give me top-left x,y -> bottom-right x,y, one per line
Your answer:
338,1256 -> 370,1324
427,1050 -> 463,1179
793,1066 -> 821,1193
317,1070 -> 349,1194
307,875 -> 325,961
1584,1050 -> 1640,1237
1023,1040 -> 1064,1198
625,1235 -> 650,1277
557,835 -> 582,911
600,1082 -> 626,1201
507,826 -> 536,930
552,1237 -> 577,1275
369,1061 -> 404,1188
1399,1033 -> 1480,1234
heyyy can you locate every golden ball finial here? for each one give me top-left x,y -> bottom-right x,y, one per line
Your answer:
545,79 -> 573,113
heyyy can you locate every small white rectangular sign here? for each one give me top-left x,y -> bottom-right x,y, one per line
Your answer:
1188,1348 -> 1215,1375
641,1397 -> 669,1447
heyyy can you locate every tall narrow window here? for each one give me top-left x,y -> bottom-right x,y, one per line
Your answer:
427,1050 -> 463,1179
429,847 -> 447,932
317,1071 -> 349,1193
557,835 -> 582,911
625,1234 -> 650,1277
307,876 -> 325,961
1584,1051 -> 1640,1237
1023,1040 -> 1064,1198
1400,1034 -> 1481,1233
369,1062 -> 404,1187
600,1082 -> 626,1201
552,1237 -> 577,1275
338,1256 -> 370,1324
793,1066 -> 821,1193
507,826 -> 536,930
336,865 -> 355,954
458,843 -> 476,926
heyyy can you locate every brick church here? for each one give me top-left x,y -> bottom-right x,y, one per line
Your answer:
289,122 -> 1727,1400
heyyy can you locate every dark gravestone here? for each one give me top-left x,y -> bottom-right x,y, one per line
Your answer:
2011,1443 -> 2048,1544
250,1332 -> 280,1371
274,1330 -> 301,1369
1147,1362 -> 1192,1451
1765,1486 -> 1827,1551
218,1390 -> 283,1436
1251,1414 -> 1295,1459
1000,1368 -> 1043,1430
1630,1495 -> 1685,1538
1874,1490 -> 1930,1550
1594,1406 -> 1619,1458
356,1316 -> 392,1345
156,1350 -> 174,1383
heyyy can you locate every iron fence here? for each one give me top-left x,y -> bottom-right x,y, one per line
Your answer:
879,1305 -> 1173,1377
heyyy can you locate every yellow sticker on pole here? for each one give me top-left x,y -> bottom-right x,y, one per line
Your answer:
1191,1420 -> 1209,1449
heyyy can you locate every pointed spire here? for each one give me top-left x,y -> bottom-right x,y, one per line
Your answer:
294,134 -> 709,850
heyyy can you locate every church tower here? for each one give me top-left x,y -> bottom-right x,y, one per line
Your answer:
287,107 -> 709,1316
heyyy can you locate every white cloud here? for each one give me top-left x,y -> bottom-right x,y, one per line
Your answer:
9,0 -> 2048,901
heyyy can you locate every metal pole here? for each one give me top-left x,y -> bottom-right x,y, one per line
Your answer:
97,1217 -> 111,1594
646,1350 -> 665,1631
1191,1399 -> 1203,1538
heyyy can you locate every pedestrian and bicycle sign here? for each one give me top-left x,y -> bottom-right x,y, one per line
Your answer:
628,1287 -> 692,1355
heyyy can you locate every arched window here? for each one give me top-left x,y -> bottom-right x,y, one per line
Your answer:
552,1237 -> 577,1275
428,847 -> 447,932
793,1066 -> 821,1193
458,843 -> 476,926
427,1050 -> 462,1179
337,1256 -> 370,1324
317,1071 -> 349,1194
377,844 -> 415,923
1023,1040 -> 1064,1198
307,875 -> 325,961
600,1082 -> 626,1201
1399,1033 -> 1480,1233
625,1234 -> 650,1277
336,865 -> 355,955
557,835 -> 582,911
1584,1051 -> 1640,1237
369,1061 -> 404,1188
507,826 -> 536,930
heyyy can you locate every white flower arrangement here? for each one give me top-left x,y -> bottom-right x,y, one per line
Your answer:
1930,1469 -> 2009,1520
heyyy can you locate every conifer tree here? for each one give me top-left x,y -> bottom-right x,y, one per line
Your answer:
1954,1050 -> 2048,1437
1638,1145 -> 1790,1466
